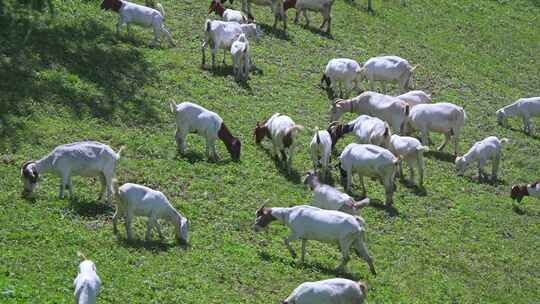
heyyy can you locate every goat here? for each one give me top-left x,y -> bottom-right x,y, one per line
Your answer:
496,97 -> 540,135
169,101 -> 241,161
304,171 -> 369,215
388,134 -> 427,186
230,33 -> 251,80
202,19 -> 262,68
242,0 -> 287,30
309,127 -> 332,180
339,143 -> 398,205
455,136 -> 508,182
113,183 -> 189,244
100,0 -> 175,47
74,252 -> 101,304
329,91 -> 410,134
328,115 -> 391,149
403,102 -> 466,157
20,141 -> 123,202
511,180 -> 540,203
283,0 -> 335,35
283,278 -> 367,304
253,204 -> 376,274
254,113 -> 304,173
209,0 -> 248,23
359,55 -> 418,93
396,90 -> 432,107
320,58 -> 362,98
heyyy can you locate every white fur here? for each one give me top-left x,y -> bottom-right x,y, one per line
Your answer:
330,91 -> 410,134
360,55 -> 417,93
241,0 -> 287,30
224,8 -> 248,22
309,129 -> 332,179
349,115 -> 391,147
288,0 -> 335,34
404,102 -> 466,156
74,260 -> 101,304
112,0 -> 175,47
230,34 -> 251,80
339,143 -> 398,205
455,136 -> 508,181
20,141 -> 123,202
496,97 -> 540,135
283,278 -> 367,304
114,183 -> 189,243
322,58 -> 362,98
388,134 -> 426,186
261,113 -> 304,173
253,205 -> 376,274
202,19 -> 262,68
396,90 -> 432,107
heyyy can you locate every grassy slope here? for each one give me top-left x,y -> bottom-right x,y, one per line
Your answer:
1,0 -> 540,302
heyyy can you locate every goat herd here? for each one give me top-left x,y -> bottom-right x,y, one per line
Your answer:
17,0 -> 540,302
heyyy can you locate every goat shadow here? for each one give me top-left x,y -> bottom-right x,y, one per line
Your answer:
117,237 -> 179,252
424,150 -> 456,163
506,126 -> 540,140
258,251 -> 364,281
298,22 -> 334,39
175,150 -> 235,165
69,197 -> 114,217
461,174 -> 508,186
398,178 -> 427,196
342,0 -> 376,14
365,198 -> 400,217
257,144 -> 301,184
258,23 -> 290,41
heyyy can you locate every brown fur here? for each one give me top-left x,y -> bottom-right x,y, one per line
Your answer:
209,0 -> 225,17
283,0 -> 297,10
254,207 -> 276,228
511,184 -> 529,202
218,123 -> 241,161
100,0 -> 122,12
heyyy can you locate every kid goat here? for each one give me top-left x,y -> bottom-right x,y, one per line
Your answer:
170,101 -> 241,161
114,183 -> 189,244
496,97 -> 540,135
230,33 -> 251,81
283,278 -> 368,304
20,141 -> 123,202
100,0 -> 175,47
396,90 -> 432,107
328,115 -> 391,149
253,204 -> 376,274
74,252 -> 101,304
208,0 -> 248,23
388,134 -> 427,186
309,127 -> 332,180
455,136 -> 508,182
511,180 -> 540,203
254,113 -> 304,173
320,58 -> 362,98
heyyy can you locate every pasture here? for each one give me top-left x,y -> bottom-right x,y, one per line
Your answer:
1,0 -> 540,302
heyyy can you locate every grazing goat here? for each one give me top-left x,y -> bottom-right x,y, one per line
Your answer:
20,141 -> 123,202
209,0 -> 248,23
242,0 -> 287,30
230,33 -> 251,80
253,204 -> 376,274
511,180 -> 540,203
496,97 -> 540,135
114,183 -> 189,244
403,102 -> 466,157
330,91 -> 410,134
339,143 -> 398,205
309,128 -> 332,180
388,134 -> 426,186
304,171 -> 369,215
284,0 -> 335,34
328,115 -> 391,149
455,136 -> 508,182
169,101 -> 241,161
202,19 -> 262,68
320,58 -> 362,98
100,0 -> 175,47
74,252 -> 101,304
283,278 -> 368,304
360,55 -> 418,93
254,113 -> 304,173
396,90 -> 432,107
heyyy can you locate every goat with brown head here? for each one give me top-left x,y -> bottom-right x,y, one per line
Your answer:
253,203 -> 276,231
100,0 -> 122,12
254,121 -> 270,144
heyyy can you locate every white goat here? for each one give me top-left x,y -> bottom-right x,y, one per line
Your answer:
304,171 -> 369,215
320,58 -> 362,98
455,136 -> 508,182
253,205 -> 376,274
209,0 -> 248,23
388,134 -> 427,186
360,55 -> 418,93
403,102 -> 466,156
169,101 -> 241,161
283,278 -> 368,304
242,0 -> 287,30
496,97 -> 540,135
20,141 -> 123,202
396,90 -> 432,107
202,19 -> 262,68
74,253 -> 101,304
330,91 -> 410,134
254,113 -> 304,173
100,0 -> 175,47
230,33 -> 251,80
309,128 -> 332,180
114,183 -> 189,244
284,0 -> 335,34
339,143 -> 398,205
328,115 -> 391,150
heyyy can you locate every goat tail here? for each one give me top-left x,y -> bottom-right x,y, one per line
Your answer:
169,100 -> 177,114
112,178 -> 121,200
205,19 -> 212,32
332,98 -> 345,106
287,124 -> 304,136
76,251 -> 87,262
383,123 -> 391,138
358,281 -> 368,295
410,64 -> 421,72
353,198 -> 370,210
314,127 -> 321,144
500,137 -> 509,145
115,145 -> 126,160
416,145 -> 428,152
156,3 -> 165,18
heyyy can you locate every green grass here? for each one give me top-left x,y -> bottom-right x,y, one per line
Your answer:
1,0 -> 540,302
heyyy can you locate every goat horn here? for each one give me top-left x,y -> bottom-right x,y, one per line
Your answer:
332,98 -> 344,106
328,121 -> 341,127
